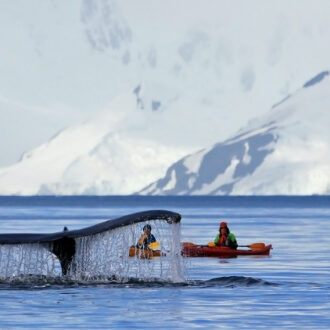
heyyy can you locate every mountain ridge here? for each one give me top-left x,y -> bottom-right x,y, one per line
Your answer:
139,71 -> 330,195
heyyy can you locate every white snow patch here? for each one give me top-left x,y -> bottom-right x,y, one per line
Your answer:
242,142 -> 251,164
163,170 -> 177,192
183,148 -> 208,174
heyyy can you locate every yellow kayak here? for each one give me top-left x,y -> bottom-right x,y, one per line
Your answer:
129,246 -> 164,259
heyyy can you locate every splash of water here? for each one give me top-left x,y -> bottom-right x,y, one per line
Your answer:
71,220 -> 185,282
0,220 -> 185,283
0,243 -> 56,278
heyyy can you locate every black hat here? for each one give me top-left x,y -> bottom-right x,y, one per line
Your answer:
143,224 -> 151,231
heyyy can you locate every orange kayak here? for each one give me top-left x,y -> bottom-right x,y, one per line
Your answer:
129,246 -> 164,259
181,242 -> 272,257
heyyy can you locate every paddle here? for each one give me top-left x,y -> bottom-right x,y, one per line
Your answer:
238,243 -> 266,250
184,241 -> 266,250
148,241 -> 160,250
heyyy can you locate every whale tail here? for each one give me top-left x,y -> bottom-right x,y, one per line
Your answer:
0,210 -> 181,276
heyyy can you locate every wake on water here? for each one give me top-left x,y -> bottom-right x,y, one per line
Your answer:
0,274 -> 276,290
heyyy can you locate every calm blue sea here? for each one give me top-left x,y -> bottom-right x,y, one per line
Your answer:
0,196 -> 329,329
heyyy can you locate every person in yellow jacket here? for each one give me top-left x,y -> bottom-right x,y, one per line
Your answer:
136,224 -> 156,249
213,221 -> 238,249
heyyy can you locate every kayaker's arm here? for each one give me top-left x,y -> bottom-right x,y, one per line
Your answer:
137,234 -> 147,246
227,233 -> 238,250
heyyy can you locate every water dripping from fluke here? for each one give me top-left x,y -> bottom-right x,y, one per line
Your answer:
0,210 -> 185,284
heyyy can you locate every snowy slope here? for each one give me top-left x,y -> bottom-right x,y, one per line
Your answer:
2,0 -> 330,166
139,72 -> 330,195
0,91 -> 188,195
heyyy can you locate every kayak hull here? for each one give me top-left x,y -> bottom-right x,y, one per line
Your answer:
181,242 -> 272,257
129,246 -> 164,259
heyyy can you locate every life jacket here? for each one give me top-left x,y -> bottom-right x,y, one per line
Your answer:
215,232 -> 237,249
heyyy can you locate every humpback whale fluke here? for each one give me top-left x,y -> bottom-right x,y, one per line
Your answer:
0,210 -> 181,276
51,236 -> 76,275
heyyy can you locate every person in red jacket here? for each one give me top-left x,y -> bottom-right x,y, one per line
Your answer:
214,221 -> 238,249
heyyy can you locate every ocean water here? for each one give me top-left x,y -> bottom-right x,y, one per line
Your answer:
0,196 -> 329,329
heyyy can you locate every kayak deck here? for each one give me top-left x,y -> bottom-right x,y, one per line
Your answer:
181,242 -> 272,257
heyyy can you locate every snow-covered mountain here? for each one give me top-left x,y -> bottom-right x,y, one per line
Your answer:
0,90 -> 189,195
0,71 -> 329,195
2,0 -> 330,166
139,71 -> 330,195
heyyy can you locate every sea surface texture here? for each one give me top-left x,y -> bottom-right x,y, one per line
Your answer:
0,196 -> 329,328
